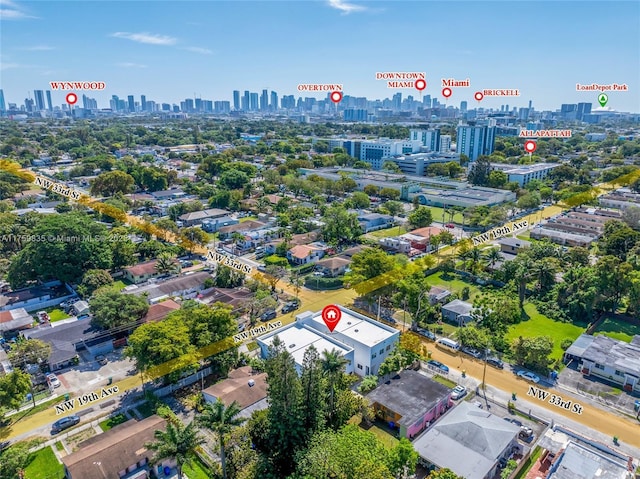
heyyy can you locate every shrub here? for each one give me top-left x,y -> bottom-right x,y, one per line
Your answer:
461,286 -> 470,300
264,255 -> 289,267
560,338 -> 573,350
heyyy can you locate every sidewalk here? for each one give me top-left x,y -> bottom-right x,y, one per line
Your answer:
6,392 -> 59,417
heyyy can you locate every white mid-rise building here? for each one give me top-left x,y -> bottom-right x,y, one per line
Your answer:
257,305 -> 400,376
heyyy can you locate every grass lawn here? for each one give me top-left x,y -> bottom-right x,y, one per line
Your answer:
594,315 -> 640,343
47,309 -> 70,322
7,395 -> 66,426
246,341 -> 259,351
24,446 -> 64,479
425,271 -> 482,301
365,226 -> 407,239
425,205 -> 464,224
432,374 -> 457,389
367,424 -> 399,449
111,280 -> 128,291
54,441 -> 64,451
135,401 -> 155,419
183,457 -> 212,479
506,304 -> 586,361
98,413 -> 128,432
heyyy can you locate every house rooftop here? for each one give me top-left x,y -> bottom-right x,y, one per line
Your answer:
496,237 -> 531,248
0,308 -> 33,332
142,299 -> 181,323
366,370 -> 451,427
442,299 -> 473,316
548,441 -> 631,479
566,334 -> 640,377
202,366 -> 268,410
62,415 -> 166,479
124,260 -> 158,277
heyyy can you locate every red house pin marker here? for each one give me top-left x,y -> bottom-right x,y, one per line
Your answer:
321,305 -> 342,332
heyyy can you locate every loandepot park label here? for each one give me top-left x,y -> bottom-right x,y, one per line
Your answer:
471,220 -> 528,246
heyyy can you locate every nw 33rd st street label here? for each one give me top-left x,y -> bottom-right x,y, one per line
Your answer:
527,386 -> 583,414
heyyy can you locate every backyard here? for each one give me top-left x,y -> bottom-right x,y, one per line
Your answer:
46,308 -> 70,322
364,226 -> 408,240
594,315 -> 640,343
506,303 -> 586,361
424,271 -> 483,301
98,412 -> 128,432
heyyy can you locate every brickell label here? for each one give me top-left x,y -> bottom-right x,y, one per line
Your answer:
482,89 -> 520,96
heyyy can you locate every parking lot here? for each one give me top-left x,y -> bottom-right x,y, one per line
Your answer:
57,349 -> 135,394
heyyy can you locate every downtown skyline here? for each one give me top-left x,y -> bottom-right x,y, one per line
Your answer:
1,0 -> 639,111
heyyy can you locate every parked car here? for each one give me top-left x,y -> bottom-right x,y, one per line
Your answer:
95,355 -> 108,366
46,372 -> 61,388
281,302 -> 299,314
517,371 -> 540,383
416,328 -> 436,341
504,418 -> 533,439
445,223 -> 455,229
461,346 -> 483,359
427,360 -> 449,373
451,385 -> 467,400
257,265 -> 266,272
52,415 -> 80,434
486,357 -> 504,369
261,310 -> 277,322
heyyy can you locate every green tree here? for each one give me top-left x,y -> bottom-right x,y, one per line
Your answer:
321,204 -> 362,246
219,169 -> 249,190
0,442 -> 31,479
89,289 -> 149,329
388,438 -> 419,479
382,200 -> 404,217
0,370 -> 32,414
345,248 -> 396,285
473,292 -> 520,335
78,268 -> 114,298
146,421 -> 205,479
408,206 -> 433,229
487,170 -> 508,188
155,252 -> 180,275
8,339 -> 51,367
467,156 -> 492,186
428,468 -> 465,479
197,401 -> 246,479
351,191 -> 371,209
595,255 -> 632,312
321,348 -> 348,428
300,345 -> 326,436
90,170 -> 135,196
511,336 -> 554,373
264,265 -> 286,292
454,325 -> 492,351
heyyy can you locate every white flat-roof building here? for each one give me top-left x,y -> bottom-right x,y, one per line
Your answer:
491,163 -> 560,187
257,305 -> 399,376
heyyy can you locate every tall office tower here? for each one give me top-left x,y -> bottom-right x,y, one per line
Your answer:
25,98 -> 35,112
147,101 -> 156,112
46,90 -> 53,111
281,95 -> 295,109
185,99 -> 194,112
0,89 -> 5,113
118,99 -> 126,111
242,90 -> 250,111
270,91 -> 278,111
33,90 -> 45,111
392,92 -> 402,111
127,95 -> 135,112
203,100 -> 213,112
440,135 -> 452,152
501,105 -> 505,112
432,98 -> 440,108
260,89 -> 268,111
195,98 -> 203,112
161,103 -> 171,111
423,95 -> 431,108
410,129 -> 441,151
250,92 -> 259,111
576,102 -> 592,121
528,100 -> 532,110
343,108 -> 368,122
141,95 -> 147,111
233,90 -> 241,110
505,104 -> 509,112
213,101 -> 230,113
110,95 -> 119,111
180,101 -> 187,112
456,124 -> 496,161
519,108 -> 530,120
172,105 -> 180,113
82,94 -> 90,109
460,101 -> 468,113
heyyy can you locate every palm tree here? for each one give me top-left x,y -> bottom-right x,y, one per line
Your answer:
289,271 -> 303,301
256,196 -> 271,214
231,232 -> 245,255
467,246 -> 483,274
155,252 -> 180,275
197,401 -> 246,479
485,247 -> 502,269
430,233 -> 442,257
146,421 -> 205,479
321,348 -> 348,426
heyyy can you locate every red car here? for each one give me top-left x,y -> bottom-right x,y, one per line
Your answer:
445,223 -> 455,229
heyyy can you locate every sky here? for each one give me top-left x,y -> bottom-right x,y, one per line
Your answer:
1,0 -> 639,112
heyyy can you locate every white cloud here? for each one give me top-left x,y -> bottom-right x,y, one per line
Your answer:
0,7 -> 38,19
116,62 -> 148,68
110,32 -> 177,46
327,0 -> 367,14
183,46 -> 213,55
20,45 -> 55,51
0,62 -> 36,71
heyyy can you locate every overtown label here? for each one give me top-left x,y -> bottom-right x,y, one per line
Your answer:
54,386 -> 120,415
527,386 -> 583,414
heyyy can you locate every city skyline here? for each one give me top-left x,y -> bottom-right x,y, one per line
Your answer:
1,1 -> 639,111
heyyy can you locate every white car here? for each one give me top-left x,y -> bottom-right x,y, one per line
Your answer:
517,371 -> 540,383
46,373 -> 61,388
451,385 -> 467,400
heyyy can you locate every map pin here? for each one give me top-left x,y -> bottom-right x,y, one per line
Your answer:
598,93 -> 608,107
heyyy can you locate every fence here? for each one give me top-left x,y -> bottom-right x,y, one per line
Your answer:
152,366 -> 213,398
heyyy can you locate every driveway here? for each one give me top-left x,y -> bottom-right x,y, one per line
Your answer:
58,350 -> 135,395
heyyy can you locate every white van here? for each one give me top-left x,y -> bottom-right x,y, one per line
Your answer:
436,338 -> 460,352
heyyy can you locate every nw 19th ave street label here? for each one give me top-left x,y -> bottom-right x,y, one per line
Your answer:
55,386 -> 120,414
472,220 -> 528,246
233,321 -> 283,343
528,386 -> 583,414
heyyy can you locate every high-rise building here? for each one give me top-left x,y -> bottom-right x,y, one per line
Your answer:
110,95 -> 119,111
46,91 -> 53,111
24,98 -> 34,112
410,129 -> 441,152
141,95 -> 147,111
439,135 -> 452,152
456,124 -> 496,161
519,108 -> 530,120
344,108 -> 368,122
127,95 -> 135,112
161,103 -> 171,111
260,89 -> 269,111
270,91 -> 278,111
577,103 -> 592,121
0,89 -> 5,113
185,98 -> 194,112
460,101 -> 468,113
423,95 -> 431,108
392,92 -> 402,111
281,95 -> 295,109
242,90 -> 250,111
250,93 -> 259,111
214,101 -> 230,113
233,90 -> 240,111
33,90 -> 45,111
